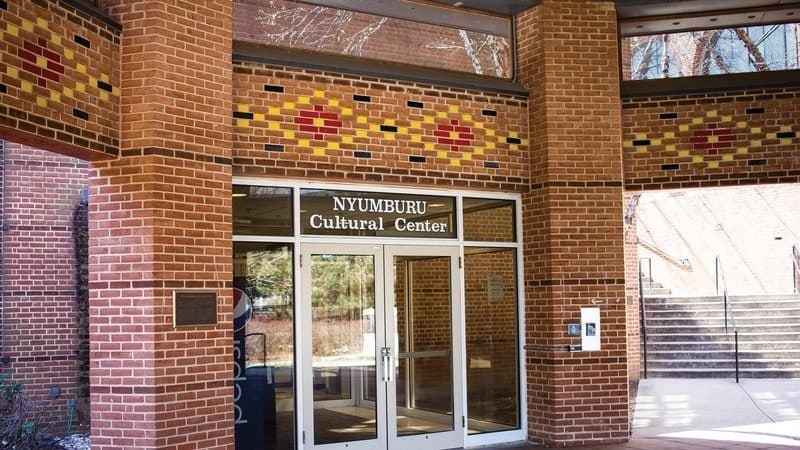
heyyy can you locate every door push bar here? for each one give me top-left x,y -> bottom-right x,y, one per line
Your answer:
381,347 -> 393,382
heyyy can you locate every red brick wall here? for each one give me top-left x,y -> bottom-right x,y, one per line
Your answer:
89,1 -> 234,448
0,142 -> 88,431
623,87 -> 800,190
517,1 -> 629,445
0,0 -> 120,160
232,62 -> 529,191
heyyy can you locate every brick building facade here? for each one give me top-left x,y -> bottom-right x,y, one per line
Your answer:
0,0 -> 798,449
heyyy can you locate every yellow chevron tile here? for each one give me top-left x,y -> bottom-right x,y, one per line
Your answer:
341,107 -> 353,116
721,115 -> 732,122
384,119 -> 395,126
327,141 -> 339,150
510,144 -> 518,151
450,158 -> 460,166
299,139 -> 310,147
462,153 -> 472,160
635,133 -> 647,140
101,73 -> 110,83
383,133 -> 395,140
327,99 -> 339,107
664,132 -> 675,139
369,124 -> 380,132
7,66 -> 18,78
76,63 -> 87,74
398,127 -> 408,134
737,147 -> 748,154
50,91 -> 61,102
651,139 -> 662,146
736,121 -> 747,128
100,91 -> 109,101
112,86 -> 120,96
436,111 -> 447,118
781,125 -> 793,132
268,107 -> 280,116
486,142 -> 495,149
679,124 -> 689,132
766,133 -> 776,139
356,129 -> 368,137
75,82 -> 85,92
448,105 -> 458,113
342,136 -> 353,144
722,154 -> 734,162
237,104 -> 249,112
437,151 -> 448,158
313,148 -> 325,156
623,140 -> 633,148
36,96 -> 47,107
20,80 -> 32,93
36,55 -> 47,68
463,114 -> 472,121
521,139 -> 529,146
781,138 -> 793,145
751,139 -> 761,147
253,113 -> 265,121
313,118 -> 324,127
708,135 -> 718,143
474,147 -> 484,155
666,144 -> 676,152
411,134 -> 422,143
7,24 -> 18,37
37,18 -> 48,29
357,116 -> 368,124
692,117 -> 703,124
236,119 -> 249,128
474,122 -> 484,129
509,131 -> 519,138
678,150 -> 690,157
313,90 -> 325,98
284,131 -> 295,139
21,20 -> 34,33
708,161 -> 719,168
750,127 -> 761,134
692,156 -> 704,163
486,129 -> 495,137
706,110 -> 717,117
449,131 -> 458,139
268,122 -> 280,130
636,147 -> 647,153
297,96 -> 310,104
51,34 -> 61,46
282,102 -> 295,109
423,115 -> 435,124
63,87 -> 73,98
410,121 -> 421,129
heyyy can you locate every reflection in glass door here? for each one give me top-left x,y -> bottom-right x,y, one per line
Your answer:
301,245 -> 462,450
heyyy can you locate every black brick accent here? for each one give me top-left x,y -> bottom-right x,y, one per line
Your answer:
380,125 -> 398,132
354,151 -> 371,158
633,139 -> 651,146
484,161 -> 500,169
264,84 -> 284,93
748,159 -> 767,166
506,137 -> 521,145
0,83 -> 6,94
746,107 -> 765,114
0,1 -> 7,10
233,111 -> 254,119
409,156 -> 426,163
661,163 -> 680,170
264,144 -> 284,152
353,94 -> 371,102
777,131 -> 796,139
97,81 -> 113,92
482,109 -> 497,116
659,112 -> 678,119
407,101 -> 424,108
72,108 -> 89,121
74,34 -> 91,48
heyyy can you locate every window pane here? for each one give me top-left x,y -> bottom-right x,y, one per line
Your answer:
233,185 -> 293,236
464,247 -> 519,434
234,242 -> 295,450
463,198 -> 516,242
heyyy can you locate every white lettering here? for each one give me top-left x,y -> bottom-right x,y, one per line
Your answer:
310,214 -> 323,229
332,197 -> 346,212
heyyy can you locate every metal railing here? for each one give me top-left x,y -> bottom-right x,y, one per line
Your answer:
638,257 -> 652,379
793,244 -> 799,294
715,255 -> 739,383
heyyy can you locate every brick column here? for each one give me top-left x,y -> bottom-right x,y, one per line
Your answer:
89,1 -> 233,448
516,1 -> 629,446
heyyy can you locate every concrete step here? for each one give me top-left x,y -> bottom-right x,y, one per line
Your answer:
645,340 -> 800,351
647,358 -> 800,369
644,316 -> 800,327
645,307 -> 800,317
644,368 -> 800,378
645,350 -> 800,360
646,324 -> 800,334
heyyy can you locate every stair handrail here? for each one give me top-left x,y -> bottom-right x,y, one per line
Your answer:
638,258 -> 651,379
792,244 -> 799,294
715,255 -> 739,382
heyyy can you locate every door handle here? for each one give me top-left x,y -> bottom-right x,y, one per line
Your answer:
381,347 -> 391,382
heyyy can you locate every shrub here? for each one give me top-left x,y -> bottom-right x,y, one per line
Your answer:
0,375 -> 43,449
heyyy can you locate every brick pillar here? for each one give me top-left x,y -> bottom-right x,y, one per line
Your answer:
516,1 -> 629,445
89,1 -> 233,448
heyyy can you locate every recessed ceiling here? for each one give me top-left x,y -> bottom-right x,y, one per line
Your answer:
424,0 -> 540,16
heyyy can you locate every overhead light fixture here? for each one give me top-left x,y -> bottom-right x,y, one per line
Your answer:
232,193 -> 248,198
453,1 -> 463,6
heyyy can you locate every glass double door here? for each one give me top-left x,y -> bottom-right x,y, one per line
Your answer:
300,244 -> 463,450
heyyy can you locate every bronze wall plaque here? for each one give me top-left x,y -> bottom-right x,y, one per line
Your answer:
173,291 -> 217,327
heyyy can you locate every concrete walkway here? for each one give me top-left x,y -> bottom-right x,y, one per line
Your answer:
494,378 -> 800,449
